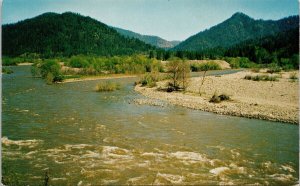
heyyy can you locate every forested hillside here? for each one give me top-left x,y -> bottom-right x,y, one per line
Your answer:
2,12 -> 154,57
174,12 -> 299,51
113,27 -> 180,49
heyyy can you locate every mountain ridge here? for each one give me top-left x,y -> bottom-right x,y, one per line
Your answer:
173,13 -> 299,51
2,12 -> 154,57
113,27 -> 180,49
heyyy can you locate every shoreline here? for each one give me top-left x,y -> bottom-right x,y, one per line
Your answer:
135,71 -> 299,124
17,62 -> 33,66
62,74 -> 137,83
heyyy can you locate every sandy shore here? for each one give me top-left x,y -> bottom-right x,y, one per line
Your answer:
17,62 -> 33,66
62,74 -> 136,83
135,70 -> 299,124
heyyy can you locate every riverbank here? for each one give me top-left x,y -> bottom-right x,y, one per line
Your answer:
62,74 -> 137,83
135,70 -> 299,124
17,62 -> 33,66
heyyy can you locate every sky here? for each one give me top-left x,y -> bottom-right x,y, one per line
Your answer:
1,0 -> 298,41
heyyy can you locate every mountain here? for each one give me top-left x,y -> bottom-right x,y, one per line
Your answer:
2,12 -> 154,57
225,27 -> 299,66
113,27 -> 180,49
174,12 -> 299,51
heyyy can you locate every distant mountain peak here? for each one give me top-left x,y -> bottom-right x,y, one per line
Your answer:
2,12 -> 154,56
173,13 -> 298,51
230,12 -> 253,20
232,12 -> 248,17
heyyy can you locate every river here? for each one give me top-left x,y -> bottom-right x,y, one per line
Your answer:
2,66 -> 299,185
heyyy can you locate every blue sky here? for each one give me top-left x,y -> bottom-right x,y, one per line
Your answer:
2,0 -> 298,41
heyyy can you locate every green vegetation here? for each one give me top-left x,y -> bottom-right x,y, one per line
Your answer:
63,55 -> 163,75
31,60 -> 64,84
3,12 -> 153,57
225,28 -> 299,69
266,64 -> 281,74
67,56 -> 89,68
138,72 -> 168,88
209,93 -> 230,103
190,61 -> 221,71
2,67 -> 13,74
224,57 -> 256,68
3,53 -> 42,66
28,55 -> 164,84
96,81 -> 121,92
2,11 -> 298,72
114,27 -> 180,49
174,13 -> 298,51
166,58 -> 190,91
3,57 -> 22,66
244,74 -> 279,81
149,14 -> 299,70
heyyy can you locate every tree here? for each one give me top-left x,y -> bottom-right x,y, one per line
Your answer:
198,63 -> 211,96
166,57 -> 190,91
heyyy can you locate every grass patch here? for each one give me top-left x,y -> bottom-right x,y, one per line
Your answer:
190,61 -> 221,72
244,74 -> 279,81
209,93 -> 230,103
96,81 -> 121,92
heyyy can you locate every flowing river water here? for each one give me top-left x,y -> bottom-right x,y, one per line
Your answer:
2,66 -> 299,185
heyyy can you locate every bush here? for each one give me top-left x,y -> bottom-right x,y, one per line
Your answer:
2,67 -> 13,74
68,56 -> 89,68
224,57 -> 256,69
267,64 -> 281,74
2,57 -> 23,66
209,93 -> 230,103
190,61 -> 221,72
139,72 -> 167,88
289,72 -> 298,81
96,81 -> 121,92
39,60 -> 64,83
244,74 -> 279,81
280,55 -> 299,70
140,74 -> 157,88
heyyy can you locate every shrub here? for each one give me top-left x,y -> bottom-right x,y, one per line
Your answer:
267,64 -> 281,74
289,72 -> 298,81
244,74 -> 279,81
138,72 -> 168,88
140,74 -> 156,88
68,56 -> 89,68
96,81 -> 121,92
224,57 -> 256,69
244,75 -> 252,80
46,73 -> 55,85
209,93 -> 230,103
2,57 -> 23,66
39,60 -> 64,83
190,61 -> 221,72
2,67 -> 13,74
